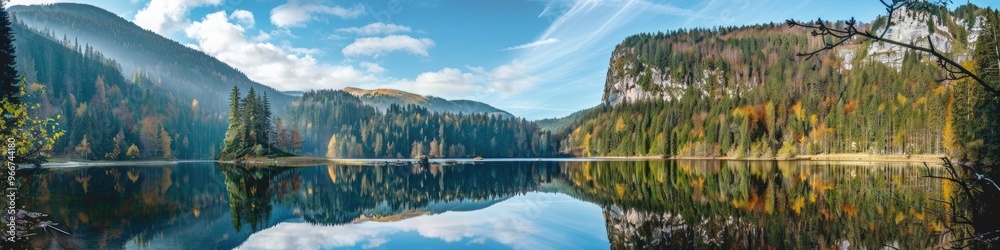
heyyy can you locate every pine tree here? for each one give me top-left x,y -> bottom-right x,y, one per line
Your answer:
0,4 -> 19,103
0,5 -> 19,138
224,86 -> 242,152
242,87 -> 258,149
970,10 -> 1000,163
262,92 -> 272,147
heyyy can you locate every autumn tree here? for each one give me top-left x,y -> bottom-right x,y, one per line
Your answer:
75,135 -> 91,158
105,130 -> 124,160
0,5 -> 62,166
291,127 -> 302,154
326,135 -> 337,158
126,144 -> 140,160
160,126 -> 172,159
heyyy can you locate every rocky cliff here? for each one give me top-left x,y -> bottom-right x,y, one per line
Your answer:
602,5 -> 985,106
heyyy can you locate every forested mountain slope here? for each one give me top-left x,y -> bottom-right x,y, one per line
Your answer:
9,3 -> 291,112
343,87 -> 513,118
11,20 -> 226,160
561,4 -> 999,162
284,90 -> 560,158
8,3 -> 547,161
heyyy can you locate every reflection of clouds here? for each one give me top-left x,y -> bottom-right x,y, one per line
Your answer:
236,192 -> 608,250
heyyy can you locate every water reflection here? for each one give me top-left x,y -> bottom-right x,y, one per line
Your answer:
574,160 -> 955,249
240,193 -> 608,249
9,160 -> 983,249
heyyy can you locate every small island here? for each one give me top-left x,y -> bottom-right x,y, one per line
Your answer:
218,86 -> 296,163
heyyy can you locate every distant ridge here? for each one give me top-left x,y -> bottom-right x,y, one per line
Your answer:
343,87 -> 513,118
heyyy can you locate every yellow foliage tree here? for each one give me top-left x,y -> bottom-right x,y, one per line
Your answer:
614,117 -> 626,132
326,134 -> 337,158
75,135 -> 91,157
0,81 -> 64,165
159,126 -> 172,159
126,144 -> 140,160
942,95 -> 958,155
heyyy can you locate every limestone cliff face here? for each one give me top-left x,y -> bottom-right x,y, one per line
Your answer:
603,46 -> 680,106
866,6 -> 983,68
601,46 -> 728,106
601,6 -> 984,106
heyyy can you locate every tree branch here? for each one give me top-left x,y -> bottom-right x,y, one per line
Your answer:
786,0 -> 1000,98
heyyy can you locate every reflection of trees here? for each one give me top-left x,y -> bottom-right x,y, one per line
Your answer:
282,162 -> 561,225
219,164 -> 298,233
13,160 -> 978,249
15,165 -> 228,249
933,160 -> 1000,248
564,160 -> 957,249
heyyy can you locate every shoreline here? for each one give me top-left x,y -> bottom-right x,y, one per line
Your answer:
34,154 -> 948,168
671,153 -> 946,163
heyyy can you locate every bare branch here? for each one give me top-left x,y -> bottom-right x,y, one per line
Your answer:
788,0 -> 1000,98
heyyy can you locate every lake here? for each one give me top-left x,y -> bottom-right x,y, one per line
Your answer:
8,160 -> 970,249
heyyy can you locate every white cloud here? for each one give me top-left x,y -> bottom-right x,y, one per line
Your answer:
181,9 -> 526,100
280,41 -> 322,56
337,22 -> 412,35
374,61 -> 535,100
385,68 -> 480,98
236,193 -> 607,250
502,38 -> 560,51
493,0 -> 709,119
229,9 -> 255,28
251,30 -> 272,42
133,0 -> 223,36
342,35 -> 435,57
270,0 -> 364,28
483,61 -> 537,94
359,62 -> 386,74
185,10 -> 376,91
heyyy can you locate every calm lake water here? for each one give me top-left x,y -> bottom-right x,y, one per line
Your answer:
9,160 -> 967,249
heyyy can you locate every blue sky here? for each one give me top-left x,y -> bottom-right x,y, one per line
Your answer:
7,0 -> 999,119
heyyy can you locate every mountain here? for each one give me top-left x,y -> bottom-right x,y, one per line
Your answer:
11,19 -> 226,160
284,90 -> 559,158
343,87 -> 513,118
562,4 -> 997,161
535,107 -> 592,132
9,3 -> 291,112
601,5 -> 985,106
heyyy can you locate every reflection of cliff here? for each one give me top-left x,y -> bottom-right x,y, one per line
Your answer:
15,160 -> 970,249
564,160 -> 957,249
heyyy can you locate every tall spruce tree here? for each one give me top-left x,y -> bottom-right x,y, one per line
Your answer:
262,92 -> 272,148
0,3 -> 19,138
220,86 -> 284,160
223,86 -> 243,154
242,87 -> 258,148
0,3 -> 18,102
970,10 -> 1000,164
